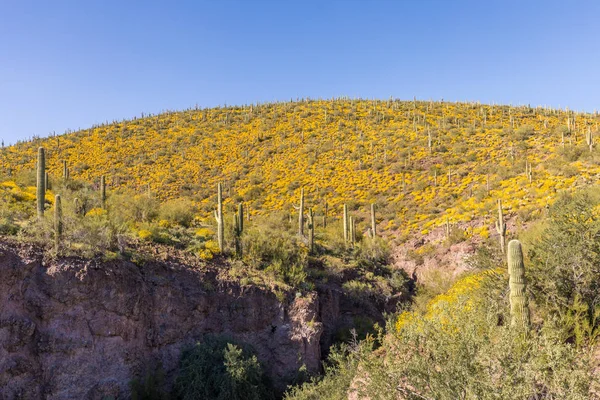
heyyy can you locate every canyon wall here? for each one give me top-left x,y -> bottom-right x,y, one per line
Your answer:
0,243 -> 323,399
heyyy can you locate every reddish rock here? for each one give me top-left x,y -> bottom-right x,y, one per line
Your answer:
0,243 -> 322,399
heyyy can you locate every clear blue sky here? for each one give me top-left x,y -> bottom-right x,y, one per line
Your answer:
1,0 -> 599,144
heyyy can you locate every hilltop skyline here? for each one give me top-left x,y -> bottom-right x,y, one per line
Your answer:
1,0 -> 599,144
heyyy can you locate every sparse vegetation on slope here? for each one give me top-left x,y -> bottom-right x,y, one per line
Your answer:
287,190 -> 600,399
2,99 -> 599,243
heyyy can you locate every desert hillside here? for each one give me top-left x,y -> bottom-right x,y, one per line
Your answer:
1,99 -> 600,399
2,99 -> 598,239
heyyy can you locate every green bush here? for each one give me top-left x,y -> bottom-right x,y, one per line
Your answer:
109,191 -> 160,225
352,236 -> 390,269
159,198 -> 196,227
174,336 -> 273,400
527,190 -> 600,315
284,339 -> 372,400
242,213 -> 309,288
288,271 -> 591,400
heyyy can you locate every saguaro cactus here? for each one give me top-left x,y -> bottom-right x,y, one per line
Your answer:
100,175 -> 106,209
63,160 -> 69,180
495,199 -> 507,254
237,202 -> 244,235
323,201 -> 328,228
586,128 -> 594,152
294,188 -> 305,236
370,203 -> 377,238
45,171 -> 50,191
36,147 -> 46,217
308,208 -> 315,254
427,129 -> 432,154
507,240 -> 530,329
233,202 -> 244,257
349,216 -> 356,247
343,204 -> 349,244
214,183 -> 224,253
54,195 -> 63,250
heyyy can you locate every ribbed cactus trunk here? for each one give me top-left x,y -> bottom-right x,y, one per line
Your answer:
237,202 -> 244,234
233,202 -> 244,257
63,160 -> 69,180
214,183 -> 224,253
495,199 -> 507,254
427,129 -> 432,154
36,147 -> 46,217
508,240 -> 530,329
54,195 -> 63,251
349,216 -> 356,247
45,171 -> 49,191
586,128 -> 593,152
100,175 -> 106,209
343,204 -> 349,244
370,203 -> 377,238
308,208 -> 314,254
298,188 -> 305,236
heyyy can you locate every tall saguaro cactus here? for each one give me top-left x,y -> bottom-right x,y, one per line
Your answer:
233,202 -> 244,257
343,204 -> 349,244
495,199 -> 507,254
214,183 -> 224,253
63,160 -> 69,180
349,216 -> 356,247
54,195 -> 63,251
586,128 -> 594,152
36,147 -> 46,217
370,203 -> 377,238
294,188 -> 305,236
427,129 -> 432,154
507,240 -> 530,329
308,208 -> 315,254
237,202 -> 244,235
100,175 -> 106,209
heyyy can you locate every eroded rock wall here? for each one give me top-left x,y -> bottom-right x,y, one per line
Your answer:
0,244 -> 322,399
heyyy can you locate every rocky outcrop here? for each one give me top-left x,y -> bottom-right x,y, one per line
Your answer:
0,243 -> 323,399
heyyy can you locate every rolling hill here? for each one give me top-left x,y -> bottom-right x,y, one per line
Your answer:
2,98 -> 598,241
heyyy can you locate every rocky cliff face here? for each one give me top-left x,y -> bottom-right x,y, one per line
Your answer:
0,242 -> 323,399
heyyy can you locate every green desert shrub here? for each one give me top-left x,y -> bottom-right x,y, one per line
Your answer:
284,338 -> 372,400
288,271 -> 591,400
527,190 -> 600,314
352,236 -> 390,268
109,191 -> 160,225
174,336 -> 273,400
242,213 -> 309,288
159,198 -> 196,227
